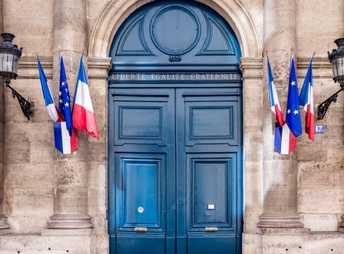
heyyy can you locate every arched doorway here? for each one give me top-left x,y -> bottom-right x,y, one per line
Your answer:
108,1 -> 243,253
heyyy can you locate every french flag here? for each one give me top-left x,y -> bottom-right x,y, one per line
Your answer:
54,121 -> 78,154
72,56 -> 99,140
299,58 -> 314,141
37,56 -> 59,122
267,57 -> 285,127
274,123 -> 297,154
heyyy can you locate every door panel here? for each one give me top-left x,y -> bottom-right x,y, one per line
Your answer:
189,154 -> 234,227
186,153 -> 238,254
109,89 -> 176,254
112,90 -> 173,147
117,154 -> 164,228
182,89 -> 240,146
115,153 -> 167,254
176,89 -> 242,254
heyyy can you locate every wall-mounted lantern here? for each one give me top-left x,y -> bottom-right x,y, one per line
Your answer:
0,33 -> 33,120
317,38 -> 344,120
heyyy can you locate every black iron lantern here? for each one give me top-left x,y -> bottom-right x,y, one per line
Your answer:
317,38 -> 344,120
0,33 -> 32,120
329,38 -> 344,86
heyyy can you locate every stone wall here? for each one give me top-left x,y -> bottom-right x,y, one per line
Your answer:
0,0 -> 343,253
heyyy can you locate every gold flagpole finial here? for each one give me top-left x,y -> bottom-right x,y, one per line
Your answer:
312,52 -> 316,60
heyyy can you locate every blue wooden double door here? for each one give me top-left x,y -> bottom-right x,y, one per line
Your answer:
108,87 -> 242,254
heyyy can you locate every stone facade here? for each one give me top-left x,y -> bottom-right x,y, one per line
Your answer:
0,0 -> 343,253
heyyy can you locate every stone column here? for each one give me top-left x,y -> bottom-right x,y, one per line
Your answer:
43,0 -> 92,234
0,0 -> 10,236
257,0 -> 307,233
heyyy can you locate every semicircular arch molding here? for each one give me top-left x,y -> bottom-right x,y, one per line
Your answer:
88,0 -> 260,58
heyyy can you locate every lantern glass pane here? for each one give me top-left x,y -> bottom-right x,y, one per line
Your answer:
0,53 -> 15,73
338,57 -> 344,77
332,58 -> 340,79
12,55 -> 19,75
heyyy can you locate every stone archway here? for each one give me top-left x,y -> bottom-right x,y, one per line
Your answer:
87,1 -> 264,252
88,0 -> 261,58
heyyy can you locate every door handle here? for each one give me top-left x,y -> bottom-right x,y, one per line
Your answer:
134,227 -> 148,232
204,227 -> 218,232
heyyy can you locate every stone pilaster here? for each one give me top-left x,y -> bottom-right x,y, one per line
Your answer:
44,0 -> 92,234
257,0 -> 307,233
239,57 -> 264,235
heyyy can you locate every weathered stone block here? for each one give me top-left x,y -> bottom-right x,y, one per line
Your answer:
297,145 -> 328,161
87,142 -> 106,163
88,164 -> 106,189
299,163 -> 336,187
55,186 -> 88,214
0,234 -> 94,253
5,143 -> 30,164
5,163 -> 54,189
244,212 -> 261,233
88,188 -> 106,214
90,214 -> 107,235
244,141 -> 264,162
30,144 -> 55,163
242,233 -> 262,254
244,107 -> 263,125
8,215 -> 50,234
302,213 -> 338,232
244,84 -> 263,107
55,161 -> 89,186
298,188 -> 344,213
12,189 -> 54,215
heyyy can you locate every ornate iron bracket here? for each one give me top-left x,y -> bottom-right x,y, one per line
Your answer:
5,81 -> 33,120
317,87 -> 344,120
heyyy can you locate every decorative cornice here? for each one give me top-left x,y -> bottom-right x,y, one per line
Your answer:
14,56 -> 332,80
297,56 -> 332,79
239,57 -> 264,79
87,57 -> 112,79
297,56 -> 331,69
16,56 -> 112,80
239,57 -> 263,68
17,56 -> 53,79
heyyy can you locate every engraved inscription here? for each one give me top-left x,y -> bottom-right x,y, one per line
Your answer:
110,73 -> 241,81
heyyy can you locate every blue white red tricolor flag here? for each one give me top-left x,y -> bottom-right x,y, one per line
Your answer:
72,56 -> 99,140
37,56 -> 59,122
267,57 -> 285,127
274,123 -> 297,154
286,56 -> 302,138
299,58 -> 314,141
53,54 -> 78,154
54,121 -> 78,154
